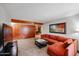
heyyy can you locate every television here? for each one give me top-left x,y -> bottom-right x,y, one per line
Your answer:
3,23 -> 13,44
0,24 -> 4,48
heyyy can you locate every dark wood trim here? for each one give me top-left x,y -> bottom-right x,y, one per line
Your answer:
11,19 -> 43,25
11,19 -> 31,23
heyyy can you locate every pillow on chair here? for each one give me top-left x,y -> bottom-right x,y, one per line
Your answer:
64,39 -> 73,48
64,39 -> 73,44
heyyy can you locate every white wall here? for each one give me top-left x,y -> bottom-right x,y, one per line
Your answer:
0,5 -> 10,26
41,14 -> 79,50
0,5 -> 11,48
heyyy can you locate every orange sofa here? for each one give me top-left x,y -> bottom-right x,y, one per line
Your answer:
41,34 -> 78,56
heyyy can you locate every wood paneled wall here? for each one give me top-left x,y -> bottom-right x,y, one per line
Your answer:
11,19 -> 43,39
13,23 -> 36,39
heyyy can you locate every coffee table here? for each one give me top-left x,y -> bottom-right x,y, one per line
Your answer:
35,39 -> 47,48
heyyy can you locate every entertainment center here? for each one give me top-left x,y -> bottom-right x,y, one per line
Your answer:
0,23 -> 18,56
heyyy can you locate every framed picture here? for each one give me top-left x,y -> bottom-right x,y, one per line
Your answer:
49,23 -> 66,34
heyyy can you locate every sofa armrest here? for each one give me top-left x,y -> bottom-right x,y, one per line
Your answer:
66,40 -> 78,56
73,40 -> 78,55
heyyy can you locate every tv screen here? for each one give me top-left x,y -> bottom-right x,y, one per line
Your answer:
3,24 -> 13,43
0,24 -> 4,47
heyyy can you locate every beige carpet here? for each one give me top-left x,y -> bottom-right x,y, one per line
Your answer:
17,38 -> 49,56
17,38 -> 79,56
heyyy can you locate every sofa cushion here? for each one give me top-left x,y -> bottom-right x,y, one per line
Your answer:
47,39 -> 58,43
43,38 -> 58,44
56,36 -> 67,42
41,34 -> 50,39
46,34 -> 50,38
41,34 -> 46,39
48,42 -> 67,56
49,35 -> 57,40
64,39 -> 73,44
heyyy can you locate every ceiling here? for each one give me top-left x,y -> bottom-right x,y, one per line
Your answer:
1,3 -> 79,23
